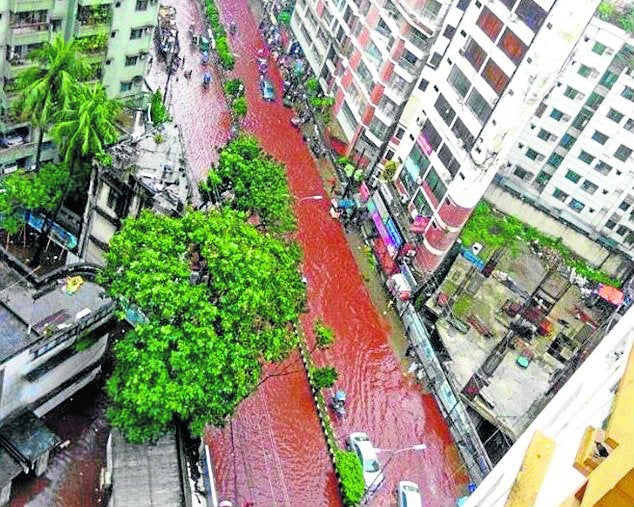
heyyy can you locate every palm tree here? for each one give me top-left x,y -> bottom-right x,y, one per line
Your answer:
30,83 -> 120,266
15,34 -> 89,170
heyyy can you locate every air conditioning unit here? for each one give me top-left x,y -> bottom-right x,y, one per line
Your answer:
509,12 -> 518,22
400,194 -> 408,204
416,118 -> 424,127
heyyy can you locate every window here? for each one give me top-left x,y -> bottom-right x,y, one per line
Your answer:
498,29 -> 527,65
424,168 -> 446,202
605,220 -> 617,230
599,70 -> 618,89
577,64 -> 592,77
525,148 -> 541,160
614,144 -> 632,162
444,25 -> 456,39
591,130 -> 608,145
451,118 -> 475,150
581,180 -> 598,194
435,94 -> 455,126
500,0 -> 517,9
467,88 -> 492,123
369,118 -> 389,139
572,108 -> 592,129
421,0 -> 442,17
559,134 -> 576,149
578,150 -> 595,164
616,225 -> 629,236
457,0 -> 470,11
365,41 -> 382,69
563,86 -> 580,100
595,161 -> 611,175
607,108 -> 624,123
125,55 -> 138,66
130,28 -> 143,39
356,61 -> 373,91
592,42 -> 606,55
482,59 -> 509,95
515,0 -> 547,32
550,108 -> 564,121
625,119 -> 634,133
477,7 -> 503,41
385,150 -> 394,160
568,198 -> 585,212
422,119 -> 442,151
513,165 -> 528,179
438,144 -> 461,176
135,0 -> 148,10
585,92 -> 604,110
618,200 -> 631,211
535,102 -> 547,118
547,153 -> 563,168
120,81 -> 132,92
379,96 -> 398,119
565,170 -> 581,183
418,78 -> 429,92
448,65 -> 471,97
552,188 -> 568,201
395,127 -> 405,140
463,38 -> 486,71
622,86 -> 634,102
537,128 -> 553,141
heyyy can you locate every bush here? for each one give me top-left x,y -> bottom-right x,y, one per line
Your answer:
314,319 -> 335,348
306,77 -> 319,94
310,366 -> 338,389
231,96 -> 247,119
203,0 -> 235,70
335,450 -> 365,506
215,36 -> 235,70
150,89 -> 167,124
224,78 -> 244,97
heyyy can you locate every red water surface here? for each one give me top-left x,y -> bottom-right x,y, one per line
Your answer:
148,0 -> 468,505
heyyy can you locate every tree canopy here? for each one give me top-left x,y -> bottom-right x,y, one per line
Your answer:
98,209 -> 306,442
0,163 -> 69,234
209,135 -> 296,234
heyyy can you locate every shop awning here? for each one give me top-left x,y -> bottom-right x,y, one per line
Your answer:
597,284 -> 624,306
373,238 -> 398,275
0,412 -> 61,469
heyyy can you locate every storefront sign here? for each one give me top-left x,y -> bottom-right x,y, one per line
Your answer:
385,217 -> 403,250
371,211 -> 397,257
372,192 -> 390,222
417,134 -> 433,155
411,215 -> 430,233
359,181 -> 371,202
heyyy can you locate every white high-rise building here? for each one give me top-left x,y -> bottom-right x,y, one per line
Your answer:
367,0 -> 602,281
499,14 -> 634,260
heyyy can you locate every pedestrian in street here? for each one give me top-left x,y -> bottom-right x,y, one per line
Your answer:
181,56 -> 185,69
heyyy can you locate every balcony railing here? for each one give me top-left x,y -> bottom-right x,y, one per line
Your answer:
9,0 -> 54,13
396,56 -> 421,76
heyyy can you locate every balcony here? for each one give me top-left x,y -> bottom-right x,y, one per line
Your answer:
0,141 -> 36,165
9,23 -> 51,45
75,5 -> 112,35
396,55 -> 421,77
9,0 -> 53,13
78,0 -> 112,5
424,223 -> 458,251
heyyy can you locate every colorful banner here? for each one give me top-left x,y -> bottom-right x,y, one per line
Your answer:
417,133 -> 433,155
371,211 -> 397,257
359,181 -> 371,202
385,217 -> 403,250
372,193 -> 390,222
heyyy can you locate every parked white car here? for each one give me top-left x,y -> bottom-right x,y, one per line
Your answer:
348,432 -> 384,492
397,481 -> 423,507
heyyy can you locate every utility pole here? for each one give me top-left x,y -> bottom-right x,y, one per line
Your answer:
163,29 -> 180,106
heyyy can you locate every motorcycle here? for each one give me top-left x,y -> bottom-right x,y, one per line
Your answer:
202,72 -> 211,89
201,51 -> 209,66
229,21 -> 237,36
331,390 -> 346,418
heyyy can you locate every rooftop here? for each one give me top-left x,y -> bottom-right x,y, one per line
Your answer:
0,262 -> 110,363
109,429 -> 183,507
104,122 -> 191,212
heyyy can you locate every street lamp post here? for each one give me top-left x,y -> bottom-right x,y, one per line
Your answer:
362,443 -> 427,505
295,194 -> 324,204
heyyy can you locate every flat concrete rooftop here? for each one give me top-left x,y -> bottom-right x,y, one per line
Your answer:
0,263 -> 109,363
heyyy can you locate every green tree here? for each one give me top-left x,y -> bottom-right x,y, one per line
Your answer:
0,163 -> 69,236
150,88 -> 167,124
335,449 -> 365,506
211,135 -> 296,233
231,96 -> 248,120
98,209 -> 306,442
310,366 -> 338,389
313,319 -> 335,349
15,34 -> 89,170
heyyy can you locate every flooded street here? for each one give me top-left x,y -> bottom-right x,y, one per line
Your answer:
155,0 -> 467,505
11,0 -> 466,505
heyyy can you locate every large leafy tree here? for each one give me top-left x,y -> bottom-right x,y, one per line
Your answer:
209,134 -> 296,234
15,34 -> 89,170
98,209 -> 306,442
0,163 -> 69,235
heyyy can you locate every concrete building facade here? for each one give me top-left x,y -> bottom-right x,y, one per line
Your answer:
499,16 -> 634,262
290,0 -> 450,166
0,0 -> 158,174
0,253 -> 116,504
367,0 -> 602,284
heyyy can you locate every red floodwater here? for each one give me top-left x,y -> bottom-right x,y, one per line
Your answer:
150,0 -> 468,505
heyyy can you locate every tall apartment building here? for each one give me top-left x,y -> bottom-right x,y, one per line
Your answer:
290,0 -> 451,167
498,15 -> 634,261
367,0 -> 603,283
0,0 -> 158,174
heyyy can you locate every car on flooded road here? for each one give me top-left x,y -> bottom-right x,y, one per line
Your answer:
348,432 -> 384,492
397,480 -> 423,507
259,78 -> 275,102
